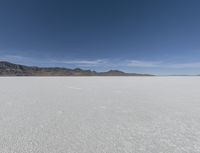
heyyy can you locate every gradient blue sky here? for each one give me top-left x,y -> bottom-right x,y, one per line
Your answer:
1,0 -> 200,74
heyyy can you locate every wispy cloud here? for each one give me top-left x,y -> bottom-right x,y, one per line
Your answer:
125,60 -> 161,67
2,54 -> 200,69
166,62 -> 200,68
58,59 -> 161,68
0,55 -> 52,66
125,60 -> 200,69
0,55 -> 25,61
52,59 -> 161,68
53,59 -> 108,67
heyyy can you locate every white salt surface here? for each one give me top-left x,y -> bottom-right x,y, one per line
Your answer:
1,77 -> 200,153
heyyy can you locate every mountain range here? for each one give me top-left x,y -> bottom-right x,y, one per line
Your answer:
0,61 -> 153,76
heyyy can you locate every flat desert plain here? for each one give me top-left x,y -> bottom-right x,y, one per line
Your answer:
1,77 -> 200,153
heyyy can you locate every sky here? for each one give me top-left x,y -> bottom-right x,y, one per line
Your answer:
1,0 -> 200,75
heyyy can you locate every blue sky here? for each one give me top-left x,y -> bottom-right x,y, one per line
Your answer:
1,0 -> 200,75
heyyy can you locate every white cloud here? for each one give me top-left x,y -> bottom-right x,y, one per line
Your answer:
2,55 -> 200,69
166,63 -> 200,68
125,60 -> 161,67
54,59 -> 162,68
53,59 -> 108,67
0,55 -> 25,61
125,60 -> 200,69
61,59 -> 105,64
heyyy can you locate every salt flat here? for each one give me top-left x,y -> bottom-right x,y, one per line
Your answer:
1,77 -> 200,153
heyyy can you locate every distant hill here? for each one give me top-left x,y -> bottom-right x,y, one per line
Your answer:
0,61 -> 154,76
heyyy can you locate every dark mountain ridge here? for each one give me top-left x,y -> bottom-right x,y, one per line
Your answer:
0,61 -> 153,76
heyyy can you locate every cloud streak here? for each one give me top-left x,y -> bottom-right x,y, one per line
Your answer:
53,59 -> 200,69
166,63 -> 200,68
0,55 -> 25,61
125,60 -> 161,68
125,60 -> 200,69
52,59 -> 108,67
2,54 -> 200,69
